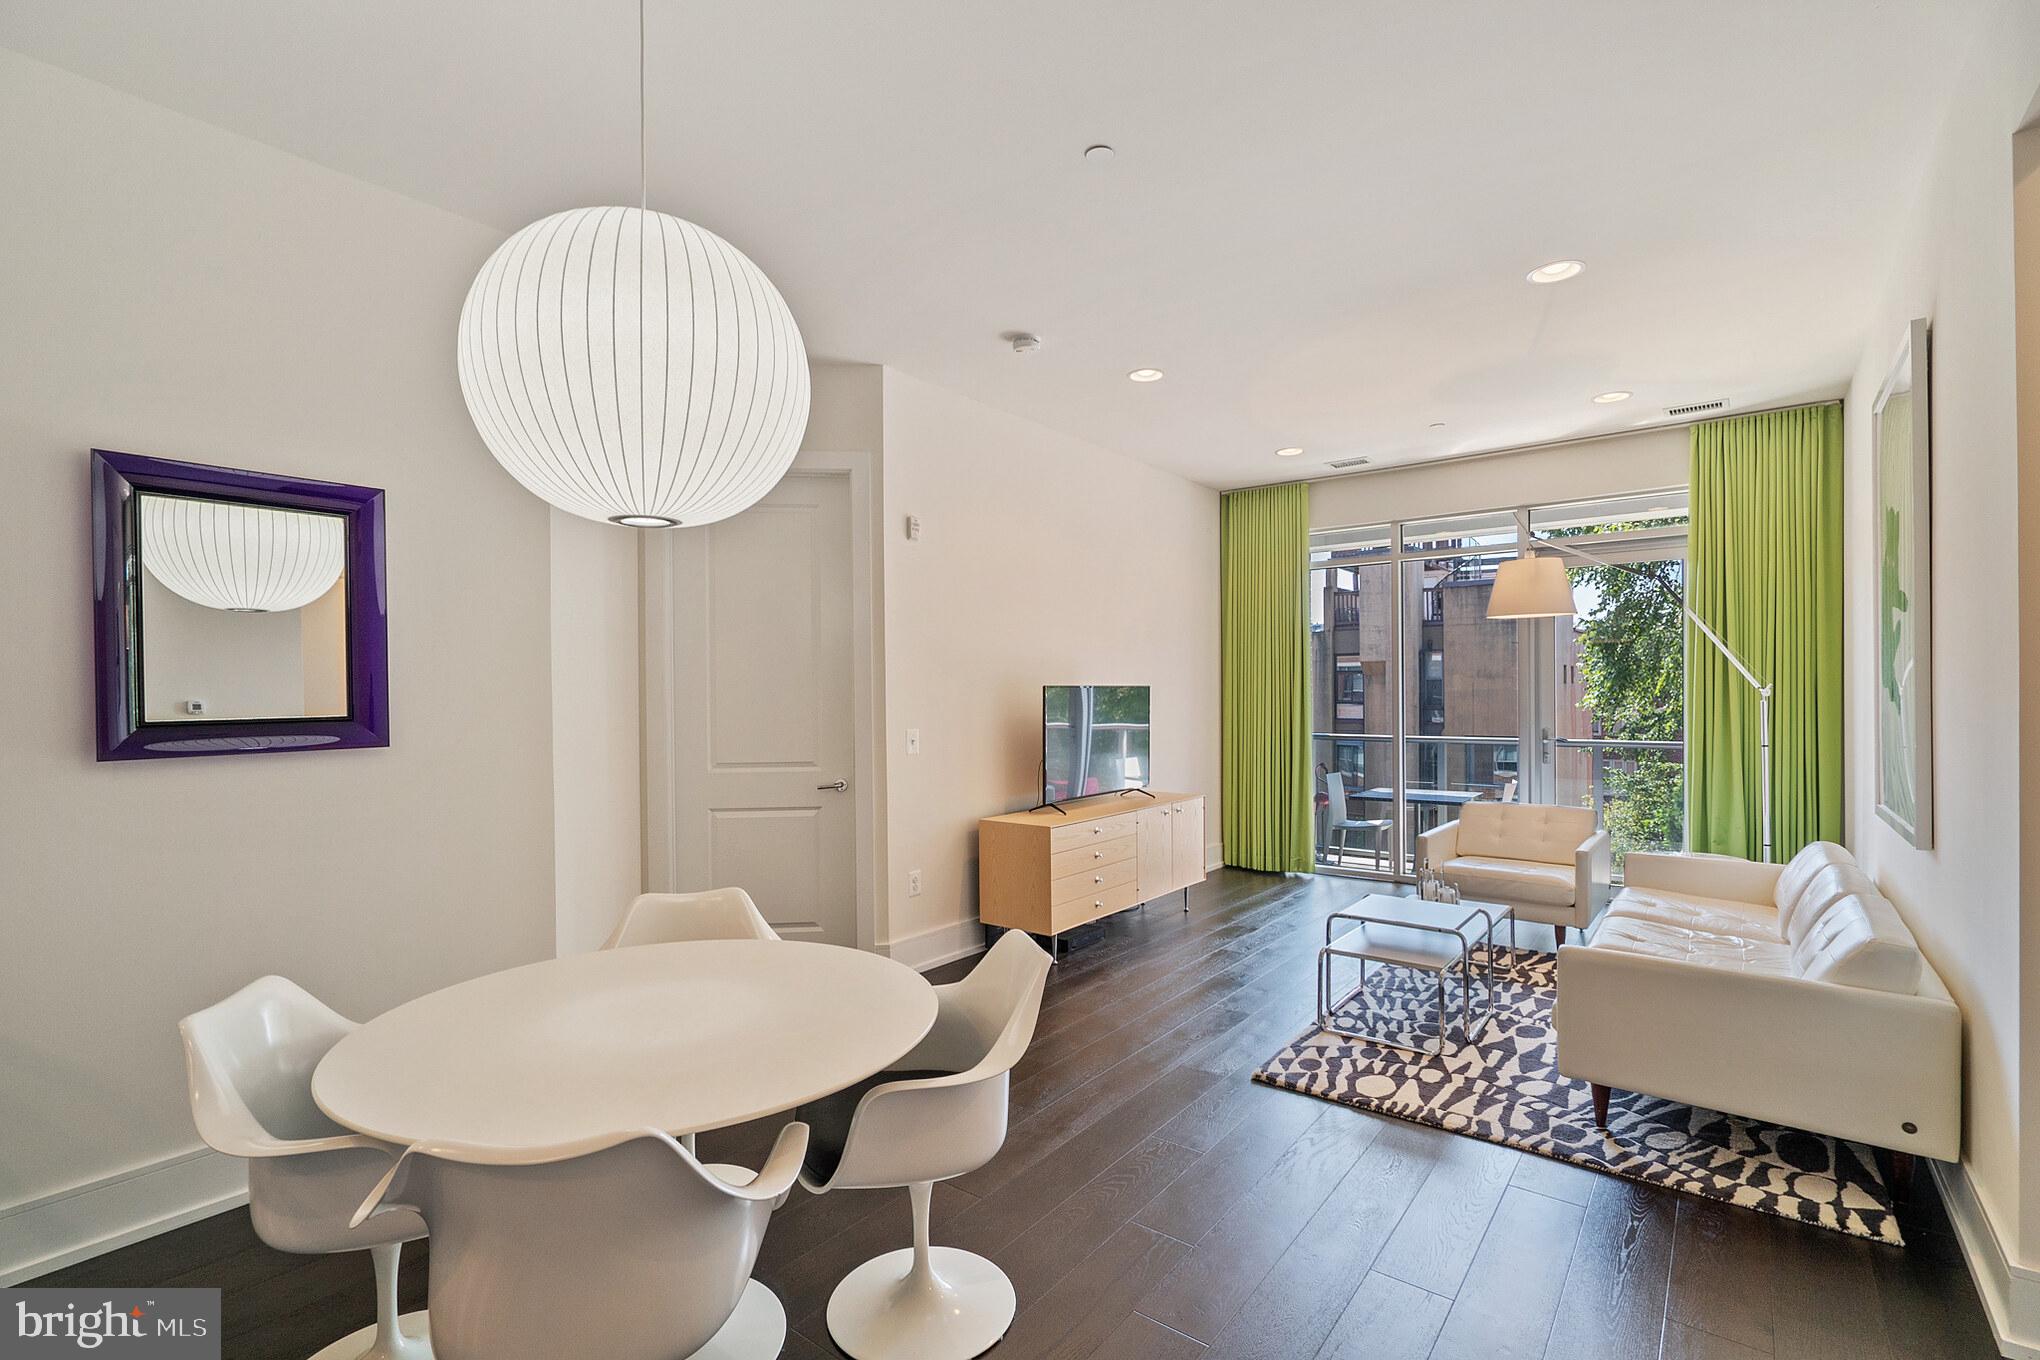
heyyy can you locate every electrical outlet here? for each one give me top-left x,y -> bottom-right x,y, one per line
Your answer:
906,728 -> 921,755
908,869 -> 923,897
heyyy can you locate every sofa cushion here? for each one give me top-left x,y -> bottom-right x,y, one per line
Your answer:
1453,803 -> 1596,865
1604,887 -> 1781,941
1790,893 -> 1924,995
1773,840 -> 1853,919
1588,915 -> 1796,977
1437,855 -> 1576,907
1780,862 -> 1878,947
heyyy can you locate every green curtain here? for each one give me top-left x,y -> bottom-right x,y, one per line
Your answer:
1687,404 -> 1844,860
1221,483 -> 1313,872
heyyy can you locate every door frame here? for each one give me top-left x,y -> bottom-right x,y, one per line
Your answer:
640,450 -> 882,952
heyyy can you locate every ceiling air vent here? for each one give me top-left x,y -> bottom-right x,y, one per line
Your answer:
1666,399 -> 1726,417
1325,456 -> 1371,470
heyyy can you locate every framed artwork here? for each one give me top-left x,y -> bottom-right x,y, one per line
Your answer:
1872,319 -> 1932,847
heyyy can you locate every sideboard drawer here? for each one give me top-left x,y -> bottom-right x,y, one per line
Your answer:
1050,812 -> 1136,851
1050,854 -> 1137,906
1049,834 -> 1136,879
1052,879 -> 1142,932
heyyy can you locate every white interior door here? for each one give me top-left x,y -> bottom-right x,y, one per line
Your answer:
644,469 -> 859,945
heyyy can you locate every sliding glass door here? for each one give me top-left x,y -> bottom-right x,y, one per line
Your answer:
1311,492 -> 1687,880
1310,528 -> 1395,872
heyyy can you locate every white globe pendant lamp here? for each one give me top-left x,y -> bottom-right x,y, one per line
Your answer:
456,2 -> 809,529
141,497 -> 346,613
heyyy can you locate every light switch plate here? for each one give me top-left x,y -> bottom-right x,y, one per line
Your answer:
906,728 -> 921,755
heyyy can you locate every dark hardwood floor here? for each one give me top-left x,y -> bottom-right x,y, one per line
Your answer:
33,869 -> 2000,1359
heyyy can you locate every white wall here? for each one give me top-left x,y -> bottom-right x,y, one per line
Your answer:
1307,426 -> 1689,530
138,575 -> 316,722
1839,2 -> 2040,1344
0,50 -> 560,1279
550,510 -> 643,956
876,369 -> 1223,964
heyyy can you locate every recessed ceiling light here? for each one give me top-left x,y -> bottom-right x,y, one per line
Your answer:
1592,390 -> 1632,404
1526,259 -> 1585,284
1084,144 -> 1116,164
1275,447 -> 1304,458
1128,368 -> 1165,383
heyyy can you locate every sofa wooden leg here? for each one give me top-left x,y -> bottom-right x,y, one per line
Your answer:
1554,925 -> 1567,947
1878,1149 -> 1916,1203
1590,1082 -> 1610,1128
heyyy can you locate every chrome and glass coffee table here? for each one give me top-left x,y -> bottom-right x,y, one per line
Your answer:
1316,893 -> 1514,1056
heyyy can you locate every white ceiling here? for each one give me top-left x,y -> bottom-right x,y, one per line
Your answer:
0,1 -> 1994,488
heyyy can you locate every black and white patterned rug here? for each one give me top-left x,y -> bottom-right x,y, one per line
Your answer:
1254,945 -> 1903,1244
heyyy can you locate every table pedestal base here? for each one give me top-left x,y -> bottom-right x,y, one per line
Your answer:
302,1284 -> 780,1360
305,1310 -> 430,1360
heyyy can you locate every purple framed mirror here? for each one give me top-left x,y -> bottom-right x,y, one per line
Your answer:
92,450 -> 390,760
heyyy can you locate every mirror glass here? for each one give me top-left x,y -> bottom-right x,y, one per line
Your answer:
135,492 -> 351,723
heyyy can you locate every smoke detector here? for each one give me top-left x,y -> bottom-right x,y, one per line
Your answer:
1005,332 -> 1043,354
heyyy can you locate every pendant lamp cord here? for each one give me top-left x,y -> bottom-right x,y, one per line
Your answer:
638,0 -> 647,211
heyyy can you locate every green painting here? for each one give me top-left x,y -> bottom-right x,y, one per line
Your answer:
1873,320 -> 1932,848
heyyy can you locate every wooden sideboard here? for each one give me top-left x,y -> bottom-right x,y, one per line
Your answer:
979,791 -> 1207,951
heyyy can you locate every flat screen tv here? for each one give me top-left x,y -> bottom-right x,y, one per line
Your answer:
1043,685 -> 1150,804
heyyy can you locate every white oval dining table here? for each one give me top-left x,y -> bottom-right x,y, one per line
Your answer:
308,939 -> 937,1360
312,939 -> 938,1150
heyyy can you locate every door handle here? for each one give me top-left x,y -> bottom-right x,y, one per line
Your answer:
816,779 -> 848,792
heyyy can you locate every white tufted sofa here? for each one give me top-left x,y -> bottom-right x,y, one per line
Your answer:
1554,841 -> 1960,1180
1419,803 -> 1611,945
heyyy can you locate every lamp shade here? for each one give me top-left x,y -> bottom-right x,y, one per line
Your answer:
1486,554 -> 1577,619
457,206 -> 811,528
140,496 -> 346,613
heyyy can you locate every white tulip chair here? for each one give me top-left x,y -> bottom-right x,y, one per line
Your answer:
179,976 -> 430,1360
350,1125 -> 808,1360
796,930 -> 1052,1360
602,888 -> 780,949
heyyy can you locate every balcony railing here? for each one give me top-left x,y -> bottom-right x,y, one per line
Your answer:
1554,737 -> 1685,866
1313,732 -> 1682,877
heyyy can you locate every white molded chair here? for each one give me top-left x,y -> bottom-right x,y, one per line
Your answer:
602,888 -> 780,950
180,976 -> 431,1360
351,1125 -> 808,1360
796,930 -> 1052,1360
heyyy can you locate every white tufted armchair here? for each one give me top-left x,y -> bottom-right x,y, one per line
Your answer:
1419,803 -> 1610,944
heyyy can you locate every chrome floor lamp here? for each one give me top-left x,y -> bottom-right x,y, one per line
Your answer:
1488,540 -> 1774,863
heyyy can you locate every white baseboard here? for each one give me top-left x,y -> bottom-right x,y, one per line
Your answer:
882,917 -> 987,972
1207,841 -> 1222,872
0,1147 -> 247,1286
1932,1160 -> 2040,1358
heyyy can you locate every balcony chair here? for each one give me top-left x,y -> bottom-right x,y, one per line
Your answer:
350,1125 -> 808,1360
180,976 -> 431,1360
1419,802 -> 1610,945
795,930 -> 1052,1360
1324,770 -> 1392,870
